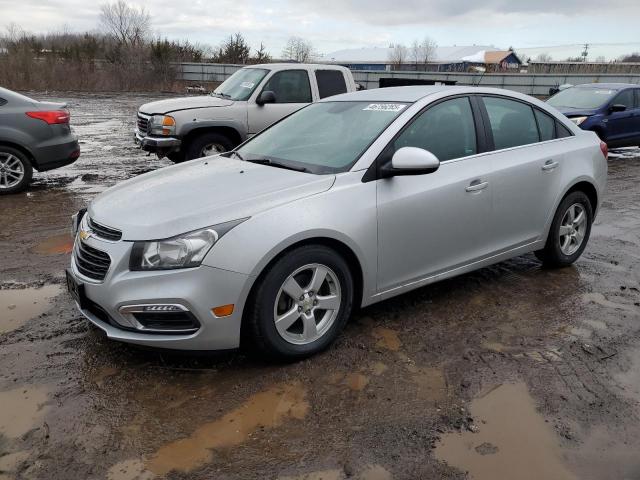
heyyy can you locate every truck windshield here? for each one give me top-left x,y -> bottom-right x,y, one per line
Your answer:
235,101 -> 408,174
212,68 -> 268,101
547,87 -> 617,110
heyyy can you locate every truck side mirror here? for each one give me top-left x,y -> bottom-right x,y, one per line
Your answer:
256,91 -> 276,106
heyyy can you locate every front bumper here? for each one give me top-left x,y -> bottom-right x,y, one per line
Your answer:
134,130 -> 181,154
68,234 -> 253,351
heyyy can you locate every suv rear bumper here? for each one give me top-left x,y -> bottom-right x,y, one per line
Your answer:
134,130 -> 181,153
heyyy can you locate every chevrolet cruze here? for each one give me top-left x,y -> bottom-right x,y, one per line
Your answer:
67,86 -> 607,359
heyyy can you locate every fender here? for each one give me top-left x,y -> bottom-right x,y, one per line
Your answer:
0,125 -> 36,159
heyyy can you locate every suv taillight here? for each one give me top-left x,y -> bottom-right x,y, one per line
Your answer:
600,141 -> 608,160
26,109 -> 70,125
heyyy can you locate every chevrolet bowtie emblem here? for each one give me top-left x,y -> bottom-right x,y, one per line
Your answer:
79,229 -> 92,241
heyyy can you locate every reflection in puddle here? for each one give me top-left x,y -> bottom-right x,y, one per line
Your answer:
0,285 -> 62,334
371,327 -> 401,351
109,383 -> 309,478
31,234 -> 73,255
0,387 -> 49,439
435,382 -> 576,480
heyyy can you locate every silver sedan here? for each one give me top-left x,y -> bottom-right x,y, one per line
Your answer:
66,86 -> 607,359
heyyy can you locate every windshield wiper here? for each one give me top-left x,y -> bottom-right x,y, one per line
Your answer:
211,92 -> 231,98
245,158 -> 309,173
229,151 -> 244,160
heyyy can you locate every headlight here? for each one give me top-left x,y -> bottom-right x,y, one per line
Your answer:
569,116 -> 588,126
149,115 -> 176,136
129,219 -> 247,271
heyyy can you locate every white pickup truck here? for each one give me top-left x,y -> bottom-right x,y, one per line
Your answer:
134,63 -> 358,162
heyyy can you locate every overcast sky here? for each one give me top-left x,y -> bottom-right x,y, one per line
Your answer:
1,0 -> 639,57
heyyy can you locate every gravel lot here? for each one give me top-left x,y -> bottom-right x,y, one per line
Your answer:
0,92 -> 639,480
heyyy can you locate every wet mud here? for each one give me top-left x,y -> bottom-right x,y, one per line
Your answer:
1,92 -> 640,479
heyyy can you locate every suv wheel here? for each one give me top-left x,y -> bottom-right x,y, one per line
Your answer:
246,245 -> 354,360
535,191 -> 593,268
0,147 -> 33,195
184,132 -> 235,161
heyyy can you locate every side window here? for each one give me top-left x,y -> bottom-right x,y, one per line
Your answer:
315,70 -> 348,99
634,89 -> 640,108
556,122 -> 573,138
483,96 -> 539,150
392,97 -> 477,162
612,89 -> 634,109
534,109 -> 556,142
262,70 -> 312,104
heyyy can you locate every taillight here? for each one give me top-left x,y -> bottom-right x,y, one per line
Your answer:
599,141 -> 608,160
26,110 -> 70,125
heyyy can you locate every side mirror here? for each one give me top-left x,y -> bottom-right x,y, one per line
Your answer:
610,104 -> 627,113
256,90 -> 276,106
380,147 -> 440,178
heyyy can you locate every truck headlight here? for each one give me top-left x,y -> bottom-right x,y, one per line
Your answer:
129,219 -> 247,271
149,115 -> 176,136
569,116 -> 588,126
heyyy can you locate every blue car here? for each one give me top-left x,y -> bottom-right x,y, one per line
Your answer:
547,83 -> 640,148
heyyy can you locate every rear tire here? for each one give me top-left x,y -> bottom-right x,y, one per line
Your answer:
184,132 -> 235,161
245,245 -> 354,361
0,146 -> 33,195
535,191 -> 593,268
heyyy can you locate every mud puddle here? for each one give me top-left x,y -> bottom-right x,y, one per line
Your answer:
0,386 -> 49,439
109,382 -> 309,478
435,382 -> 576,480
0,285 -> 62,334
31,234 -> 73,255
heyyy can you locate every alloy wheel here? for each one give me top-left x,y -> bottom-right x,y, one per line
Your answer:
0,153 -> 25,189
273,263 -> 342,345
559,203 -> 587,256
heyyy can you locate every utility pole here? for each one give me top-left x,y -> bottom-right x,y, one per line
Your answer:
581,43 -> 589,62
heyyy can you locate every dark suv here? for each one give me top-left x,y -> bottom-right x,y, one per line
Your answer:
547,83 -> 640,148
0,87 -> 80,194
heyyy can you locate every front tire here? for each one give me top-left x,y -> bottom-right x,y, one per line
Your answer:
246,245 -> 354,360
184,132 -> 235,161
535,191 -> 593,268
0,147 -> 33,195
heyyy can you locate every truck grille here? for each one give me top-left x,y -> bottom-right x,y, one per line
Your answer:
74,241 -> 111,281
137,113 -> 149,134
88,217 -> 122,242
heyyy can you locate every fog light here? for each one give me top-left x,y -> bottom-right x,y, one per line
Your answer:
143,305 -> 182,312
212,304 -> 234,317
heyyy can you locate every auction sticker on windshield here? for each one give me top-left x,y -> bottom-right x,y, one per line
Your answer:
363,104 -> 406,112
240,82 -> 255,89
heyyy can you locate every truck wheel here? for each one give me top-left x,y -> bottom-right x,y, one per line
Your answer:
0,147 -> 33,195
167,151 -> 186,163
184,132 -> 235,161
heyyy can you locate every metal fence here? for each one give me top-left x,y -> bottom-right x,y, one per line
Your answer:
179,62 -> 640,97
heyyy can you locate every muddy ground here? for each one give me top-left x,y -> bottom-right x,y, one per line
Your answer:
1,92 -> 639,480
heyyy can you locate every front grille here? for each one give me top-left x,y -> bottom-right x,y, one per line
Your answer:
137,113 -> 149,134
74,241 -> 111,281
88,217 -> 122,242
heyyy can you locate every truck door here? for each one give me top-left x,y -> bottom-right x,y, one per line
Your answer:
247,70 -> 313,136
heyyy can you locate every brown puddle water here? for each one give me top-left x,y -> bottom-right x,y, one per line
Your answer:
435,382 -> 576,480
31,234 -> 74,255
109,383 -> 309,478
0,285 -> 62,334
371,327 -> 402,351
0,386 -> 49,439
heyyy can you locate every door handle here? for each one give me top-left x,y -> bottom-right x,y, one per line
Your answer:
542,160 -> 559,171
466,180 -> 489,192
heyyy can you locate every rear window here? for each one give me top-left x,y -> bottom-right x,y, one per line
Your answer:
556,122 -> 573,138
483,96 -> 539,150
315,70 -> 348,99
534,109 -> 556,142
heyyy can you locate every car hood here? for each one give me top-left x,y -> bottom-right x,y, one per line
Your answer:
88,157 -> 336,240
556,107 -> 598,117
139,96 -> 234,115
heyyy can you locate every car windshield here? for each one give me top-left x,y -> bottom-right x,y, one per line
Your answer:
547,86 -> 617,109
212,68 -> 268,101
235,101 -> 409,174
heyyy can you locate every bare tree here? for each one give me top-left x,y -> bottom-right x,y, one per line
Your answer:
388,43 -> 408,70
282,36 -> 313,63
99,0 -> 151,46
535,53 -> 552,62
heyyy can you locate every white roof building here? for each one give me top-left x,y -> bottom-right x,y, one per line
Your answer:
325,45 -> 499,65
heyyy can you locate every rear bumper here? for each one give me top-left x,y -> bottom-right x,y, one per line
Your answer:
134,130 -> 181,153
32,137 -> 80,172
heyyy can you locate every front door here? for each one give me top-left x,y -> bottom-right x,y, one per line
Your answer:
247,70 -> 313,136
376,96 -> 495,292
606,88 -> 636,145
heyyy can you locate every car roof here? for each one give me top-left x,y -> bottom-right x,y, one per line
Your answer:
248,63 -> 349,72
574,83 -> 638,90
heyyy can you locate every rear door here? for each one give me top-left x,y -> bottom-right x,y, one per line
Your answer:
247,70 -> 313,136
376,96 -> 495,292
479,96 -> 567,251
